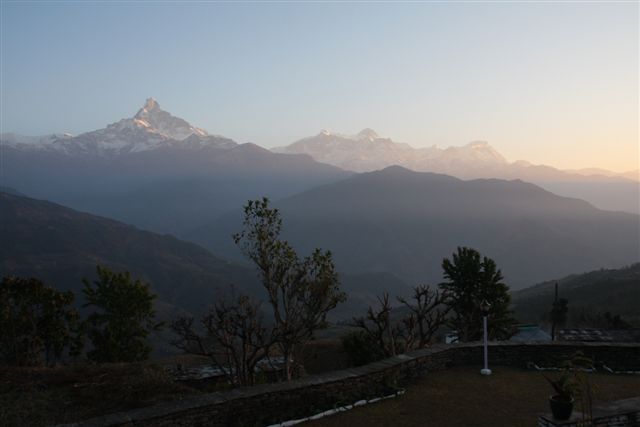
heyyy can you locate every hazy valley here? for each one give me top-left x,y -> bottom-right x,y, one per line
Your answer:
3,99 -> 638,300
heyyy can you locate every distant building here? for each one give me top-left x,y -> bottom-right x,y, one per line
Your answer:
557,328 -> 640,343
509,325 -> 552,342
445,332 -> 458,344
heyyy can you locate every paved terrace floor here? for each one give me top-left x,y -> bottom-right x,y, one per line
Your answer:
309,366 -> 640,427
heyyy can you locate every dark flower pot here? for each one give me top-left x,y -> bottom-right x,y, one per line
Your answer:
549,395 -> 574,420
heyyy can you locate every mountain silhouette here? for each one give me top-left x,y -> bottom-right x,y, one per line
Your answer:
193,166 -> 640,289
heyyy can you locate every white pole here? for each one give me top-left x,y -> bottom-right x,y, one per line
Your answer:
481,315 -> 492,375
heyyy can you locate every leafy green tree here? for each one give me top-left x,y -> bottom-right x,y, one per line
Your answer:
440,247 -> 516,341
233,198 -> 345,380
83,266 -> 160,363
0,276 -> 82,366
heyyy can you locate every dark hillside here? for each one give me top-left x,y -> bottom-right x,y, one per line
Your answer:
0,192 -> 259,315
194,166 -> 640,289
512,263 -> 640,325
0,192 -> 401,321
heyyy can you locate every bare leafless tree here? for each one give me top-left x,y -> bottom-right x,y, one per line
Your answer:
352,286 -> 450,359
352,292 -> 403,357
397,285 -> 450,348
170,291 -> 273,386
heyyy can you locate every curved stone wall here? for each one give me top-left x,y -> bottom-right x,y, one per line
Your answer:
53,341 -> 640,427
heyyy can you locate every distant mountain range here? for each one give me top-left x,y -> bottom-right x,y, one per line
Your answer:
3,101 -> 638,218
273,129 -> 508,173
193,166 -> 640,290
2,98 -> 638,296
513,263 -> 640,326
566,167 -> 639,182
274,129 -> 639,214
1,99 -> 351,235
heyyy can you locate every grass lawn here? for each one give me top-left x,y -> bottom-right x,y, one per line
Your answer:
309,366 -> 640,427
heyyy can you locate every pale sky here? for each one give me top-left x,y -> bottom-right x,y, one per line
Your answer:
1,2 -> 638,172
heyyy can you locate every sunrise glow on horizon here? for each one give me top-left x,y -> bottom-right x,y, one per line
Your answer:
1,1 -> 638,172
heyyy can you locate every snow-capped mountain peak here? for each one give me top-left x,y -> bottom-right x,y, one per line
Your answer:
2,99 -> 235,157
314,128 -> 380,141
274,130 -> 510,172
466,140 -> 507,163
0,132 -> 73,148
356,128 -> 379,140
129,98 -> 208,141
137,97 -> 160,114
466,140 -> 490,149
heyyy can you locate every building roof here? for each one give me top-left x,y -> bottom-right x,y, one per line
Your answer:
557,328 -> 640,343
510,325 -> 552,342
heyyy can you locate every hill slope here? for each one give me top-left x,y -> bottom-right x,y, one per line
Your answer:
512,263 -> 640,325
0,192 -> 407,321
0,192 -> 260,315
193,166 -> 640,289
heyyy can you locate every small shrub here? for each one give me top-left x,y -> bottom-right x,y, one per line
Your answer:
341,330 -> 384,367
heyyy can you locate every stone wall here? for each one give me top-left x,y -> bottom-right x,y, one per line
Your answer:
54,342 -> 640,427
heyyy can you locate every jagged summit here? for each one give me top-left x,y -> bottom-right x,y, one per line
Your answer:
314,128 -> 380,141
144,97 -> 159,110
451,140 -> 507,163
134,98 -> 161,117
357,128 -> 379,140
127,98 -> 207,140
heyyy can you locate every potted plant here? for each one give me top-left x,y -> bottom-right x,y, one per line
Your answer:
544,370 -> 576,420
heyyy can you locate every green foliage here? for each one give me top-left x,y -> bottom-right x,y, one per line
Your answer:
83,266 -> 160,363
543,370 -> 577,401
0,276 -> 82,366
440,247 -> 516,341
341,330 -> 384,366
233,197 -> 346,380
570,309 -> 633,330
543,351 -> 595,408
